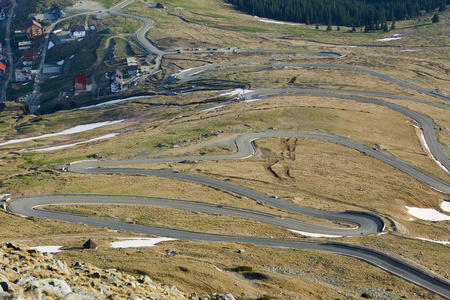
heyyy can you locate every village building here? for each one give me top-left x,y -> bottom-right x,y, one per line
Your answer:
127,65 -> 138,75
82,239 -> 98,249
73,74 -> 87,90
126,57 -> 139,75
69,25 -> 86,38
156,3 -> 164,8
110,69 -> 123,93
0,51 -> 7,60
25,20 -> 43,38
0,0 -> 11,8
23,50 -> 35,61
14,69 -> 32,81
0,61 -> 6,75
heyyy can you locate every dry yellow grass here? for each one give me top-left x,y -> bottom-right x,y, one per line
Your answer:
38,238 -> 441,299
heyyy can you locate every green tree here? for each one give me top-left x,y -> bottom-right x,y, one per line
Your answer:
390,19 -> 396,30
432,13 -> 440,23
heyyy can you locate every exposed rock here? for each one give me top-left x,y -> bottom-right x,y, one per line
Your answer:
0,243 -> 237,300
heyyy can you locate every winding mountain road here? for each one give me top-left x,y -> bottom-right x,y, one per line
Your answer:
7,130 -> 450,297
5,0 -> 450,297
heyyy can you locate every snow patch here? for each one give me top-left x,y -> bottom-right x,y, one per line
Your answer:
405,206 -> 450,221
56,60 -> 64,66
441,201 -> 450,213
0,120 -> 124,146
48,41 -> 54,50
219,88 -> 253,97
201,105 -> 226,112
79,96 -> 155,109
29,133 -> 119,151
111,237 -> 177,248
243,98 -> 261,103
70,54 -> 75,59
254,16 -> 301,26
32,246 -> 63,253
416,237 -> 449,246
376,35 -> 403,42
289,229 -> 342,238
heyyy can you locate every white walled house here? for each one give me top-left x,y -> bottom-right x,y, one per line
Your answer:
69,25 -> 86,38
110,70 -> 123,93
14,69 -> 32,82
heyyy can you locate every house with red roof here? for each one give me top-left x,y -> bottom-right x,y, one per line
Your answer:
73,74 -> 87,90
0,61 -> 6,75
25,20 -> 43,38
23,50 -> 35,61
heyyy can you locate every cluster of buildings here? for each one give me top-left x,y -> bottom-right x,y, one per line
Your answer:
0,2 -> 148,102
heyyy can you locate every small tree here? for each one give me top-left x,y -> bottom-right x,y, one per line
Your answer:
390,19 -> 396,30
432,13 -> 440,23
337,26 -> 340,31
327,24 -> 332,31
315,24 -> 319,29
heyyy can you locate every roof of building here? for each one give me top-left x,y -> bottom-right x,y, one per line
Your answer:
0,62 -> 6,72
111,76 -> 123,84
73,74 -> 88,85
26,20 -> 42,29
113,69 -> 123,77
15,69 -> 31,75
82,239 -> 98,249
0,0 -> 11,7
69,25 -> 85,32
23,50 -> 34,57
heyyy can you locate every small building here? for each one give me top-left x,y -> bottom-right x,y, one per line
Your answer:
0,0 -> 11,8
23,50 -> 35,61
14,69 -> 32,81
127,65 -> 138,75
83,239 -> 98,249
126,57 -> 137,65
0,51 -> 7,60
126,57 -> 138,75
69,25 -> 86,38
140,65 -> 151,73
25,20 -> 43,38
110,69 -> 123,93
0,61 -> 6,75
73,74 -> 87,90
18,41 -> 32,47
156,3 -> 164,8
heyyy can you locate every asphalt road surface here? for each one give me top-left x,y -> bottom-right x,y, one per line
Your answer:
9,193 -> 450,299
6,0 -> 449,297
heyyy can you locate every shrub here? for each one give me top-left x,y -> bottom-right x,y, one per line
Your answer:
234,266 -> 253,272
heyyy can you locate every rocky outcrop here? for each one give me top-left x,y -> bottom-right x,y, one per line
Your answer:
0,243 -> 236,300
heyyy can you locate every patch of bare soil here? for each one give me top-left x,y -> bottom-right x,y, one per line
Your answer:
64,0 -> 105,15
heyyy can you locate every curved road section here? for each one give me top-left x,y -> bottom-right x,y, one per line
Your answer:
8,193 -> 450,299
